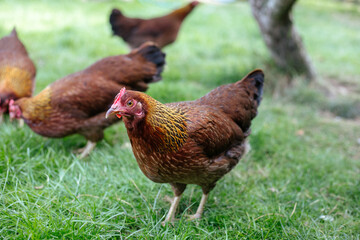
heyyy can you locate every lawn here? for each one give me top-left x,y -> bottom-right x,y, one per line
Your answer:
0,0 -> 359,239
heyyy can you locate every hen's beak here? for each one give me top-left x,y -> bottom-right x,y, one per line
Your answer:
105,107 -> 122,119
106,107 -> 117,118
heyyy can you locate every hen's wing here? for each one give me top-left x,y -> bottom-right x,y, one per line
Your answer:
167,102 -> 244,158
85,43 -> 165,90
49,73 -> 122,118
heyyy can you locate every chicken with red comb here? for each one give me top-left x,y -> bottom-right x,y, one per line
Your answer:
106,69 -> 264,224
10,42 -> 165,158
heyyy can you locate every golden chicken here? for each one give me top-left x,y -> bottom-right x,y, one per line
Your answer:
0,28 -> 36,123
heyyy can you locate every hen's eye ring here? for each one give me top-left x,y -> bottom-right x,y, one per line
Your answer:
127,100 -> 133,107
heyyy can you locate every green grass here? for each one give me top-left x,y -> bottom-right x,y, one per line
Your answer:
1,0 -> 360,239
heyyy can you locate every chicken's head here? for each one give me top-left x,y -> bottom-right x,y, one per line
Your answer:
106,87 -> 145,120
9,99 -> 22,120
190,1 -> 199,8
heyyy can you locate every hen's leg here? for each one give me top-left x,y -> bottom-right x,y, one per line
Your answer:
187,193 -> 208,220
0,113 -> 3,123
18,119 -> 24,127
163,195 -> 181,224
74,141 -> 96,159
162,183 -> 186,226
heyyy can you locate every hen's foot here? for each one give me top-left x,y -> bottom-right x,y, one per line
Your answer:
163,195 -> 173,204
73,147 -> 84,154
187,213 -> 202,221
187,193 -> 208,222
73,141 -> 96,159
161,217 -> 178,226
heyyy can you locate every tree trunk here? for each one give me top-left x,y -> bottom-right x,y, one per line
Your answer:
249,0 -> 316,81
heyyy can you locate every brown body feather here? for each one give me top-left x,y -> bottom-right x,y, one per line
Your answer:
116,70 -> 264,194
0,29 -> 36,113
109,1 -> 199,49
13,42 -> 165,144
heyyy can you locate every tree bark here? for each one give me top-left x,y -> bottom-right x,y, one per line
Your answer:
249,0 -> 316,81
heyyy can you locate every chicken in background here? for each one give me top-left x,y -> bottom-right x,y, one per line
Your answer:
109,1 -> 199,49
9,42 -> 165,158
0,28 -> 36,124
106,69 -> 264,224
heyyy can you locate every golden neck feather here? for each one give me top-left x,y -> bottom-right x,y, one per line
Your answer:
0,66 -> 33,97
169,5 -> 193,20
21,87 -> 52,121
142,96 -> 188,153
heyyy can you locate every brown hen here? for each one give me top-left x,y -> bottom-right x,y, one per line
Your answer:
9,42 -> 165,158
0,28 -> 36,123
109,1 -> 199,49
106,69 -> 264,224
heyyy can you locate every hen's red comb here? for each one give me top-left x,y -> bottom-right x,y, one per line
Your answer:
9,99 -> 14,109
113,87 -> 126,106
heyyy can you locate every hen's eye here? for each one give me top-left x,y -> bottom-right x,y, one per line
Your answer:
127,100 -> 134,107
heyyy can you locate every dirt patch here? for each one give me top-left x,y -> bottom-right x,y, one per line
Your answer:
319,110 -> 360,125
322,76 -> 360,99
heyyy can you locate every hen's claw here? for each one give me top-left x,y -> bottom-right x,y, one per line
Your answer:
163,195 -> 173,204
161,217 -> 178,227
73,141 -> 96,159
187,213 -> 202,221
187,193 -> 208,222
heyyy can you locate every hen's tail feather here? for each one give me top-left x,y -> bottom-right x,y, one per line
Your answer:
109,9 -> 122,26
136,43 -> 166,82
109,9 -> 122,36
10,27 -> 17,36
240,69 -> 264,106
